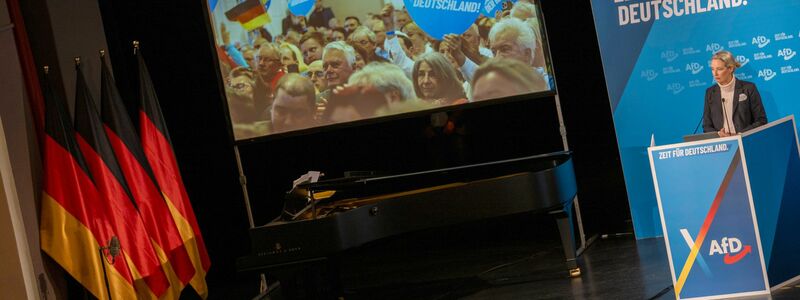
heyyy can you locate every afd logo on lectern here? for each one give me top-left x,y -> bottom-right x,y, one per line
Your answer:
708,237 -> 753,265
680,229 -> 755,268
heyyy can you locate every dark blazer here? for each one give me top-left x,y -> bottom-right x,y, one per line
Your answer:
702,79 -> 767,133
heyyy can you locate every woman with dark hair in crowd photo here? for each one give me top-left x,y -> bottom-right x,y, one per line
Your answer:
413,52 -> 468,106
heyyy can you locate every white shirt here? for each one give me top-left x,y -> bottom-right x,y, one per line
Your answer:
719,77 -> 736,134
459,58 -> 479,83
384,36 -> 415,78
479,46 -> 493,58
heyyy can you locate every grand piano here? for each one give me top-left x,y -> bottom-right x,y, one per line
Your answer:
238,151 -> 582,281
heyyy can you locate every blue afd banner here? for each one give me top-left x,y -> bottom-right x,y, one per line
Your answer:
404,0 -> 483,39
481,0 -> 516,17
649,139 -> 769,299
289,0 -> 314,16
590,0 -> 800,238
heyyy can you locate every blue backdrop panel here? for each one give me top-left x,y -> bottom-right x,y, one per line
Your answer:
740,117 -> 800,286
590,0 -> 800,238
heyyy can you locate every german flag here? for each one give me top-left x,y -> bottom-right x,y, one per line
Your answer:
73,63 -> 171,298
100,56 -> 197,297
138,51 -> 211,298
39,69 -> 138,300
225,0 -> 271,31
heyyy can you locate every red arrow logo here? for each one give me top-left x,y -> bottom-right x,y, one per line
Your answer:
724,245 -> 752,265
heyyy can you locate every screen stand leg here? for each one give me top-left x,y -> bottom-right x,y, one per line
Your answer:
550,209 -> 581,277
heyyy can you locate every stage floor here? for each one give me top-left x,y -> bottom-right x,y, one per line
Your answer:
230,215 -> 800,299
332,219 -> 800,300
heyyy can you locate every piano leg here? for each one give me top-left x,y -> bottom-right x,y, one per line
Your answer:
550,209 -> 581,278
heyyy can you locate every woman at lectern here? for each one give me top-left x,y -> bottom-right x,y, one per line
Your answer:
702,50 -> 767,136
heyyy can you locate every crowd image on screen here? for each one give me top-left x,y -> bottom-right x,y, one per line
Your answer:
211,0 -> 552,140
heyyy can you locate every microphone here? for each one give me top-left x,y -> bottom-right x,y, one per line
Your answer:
693,110 -> 704,134
721,98 -> 733,134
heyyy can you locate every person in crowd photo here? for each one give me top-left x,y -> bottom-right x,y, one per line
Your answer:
330,27 -> 346,42
308,0 -> 335,29
413,52 -> 468,106
279,42 -> 307,73
300,31 -> 327,64
325,63 -> 422,123
489,17 -> 537,67
370,20 -> 389,60
227,67 -> 270,138
271,73 -> 318,133
471,58 -> 547,101
402,22 -> 430,59
344,16 -> 361,34
305,60 -> 327,94
317,41 -> 357,106
322,41 -> 356,88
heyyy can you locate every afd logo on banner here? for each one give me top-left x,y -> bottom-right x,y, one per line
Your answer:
288,0 -> 314,16
752,36 -> 771,48
404,0 -> 482,39
736,55 -> 750,67
641,69 -> 659,81
778,48 -> 797,60
706,43 -> 724,52
661,50 -> 679,62
667,82 -> 685,94
758,69 -> 777,81
686,62 -> 704,75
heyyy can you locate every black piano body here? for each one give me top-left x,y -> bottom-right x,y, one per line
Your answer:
238,151 -> 582,278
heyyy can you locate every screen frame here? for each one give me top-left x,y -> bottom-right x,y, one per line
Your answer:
200,0 -> 560,146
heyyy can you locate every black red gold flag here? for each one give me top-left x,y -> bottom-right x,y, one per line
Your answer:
73,63 -> 171,298
100,56 -> 197,297
39,69 -> 138,299
138,51 -> 211,298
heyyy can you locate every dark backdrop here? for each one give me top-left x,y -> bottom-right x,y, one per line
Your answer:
97,0 -> 630,296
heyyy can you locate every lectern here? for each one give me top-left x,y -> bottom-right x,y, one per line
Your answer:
648,116 -> 800,299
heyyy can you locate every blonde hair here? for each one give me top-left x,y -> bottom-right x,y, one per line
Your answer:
511,2 -> 538,20
711,50 -> 741,69
280,42 -> 308,72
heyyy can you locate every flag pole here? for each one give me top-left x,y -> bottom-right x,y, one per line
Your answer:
234,145 -> 256,228
232,144 -> 270,293
98,236 -> 120,300
88,51 -> 116,299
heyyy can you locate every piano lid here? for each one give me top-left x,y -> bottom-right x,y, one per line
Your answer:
295,151 -> 572,204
